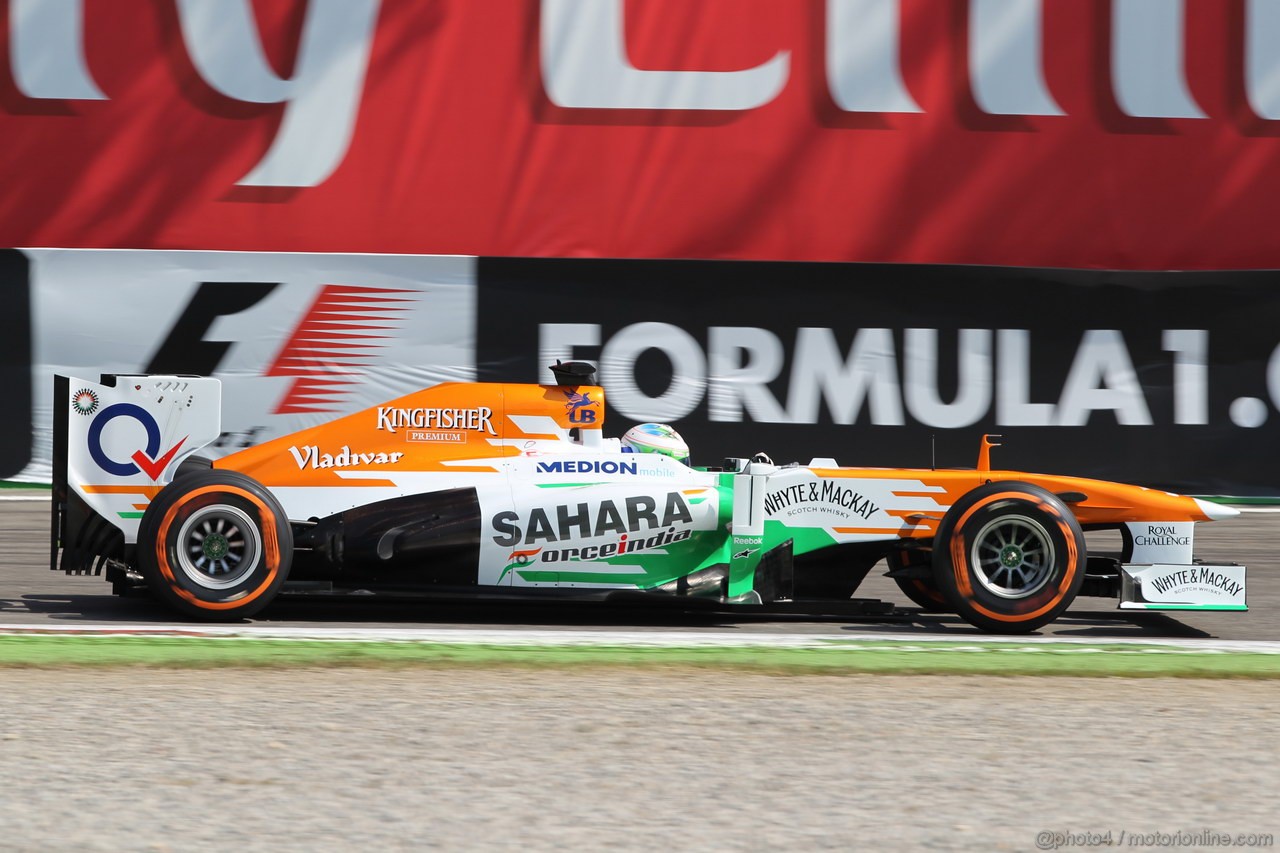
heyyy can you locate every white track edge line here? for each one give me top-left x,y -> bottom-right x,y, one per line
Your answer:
0,624 -> 1278,655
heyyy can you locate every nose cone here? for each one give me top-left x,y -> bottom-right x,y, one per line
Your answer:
1195,498 -> 1241,521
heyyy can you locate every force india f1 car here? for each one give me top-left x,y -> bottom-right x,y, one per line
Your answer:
51,364 -> 1248,633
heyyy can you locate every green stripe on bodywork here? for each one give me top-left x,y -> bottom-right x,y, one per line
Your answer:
117,511 -> 145,519
514,484 -> 731,588
0,636 -> 1275,678
515,528 -> 726,587
1194,495 -> 1280,505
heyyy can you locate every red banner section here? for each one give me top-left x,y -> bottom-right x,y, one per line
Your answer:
4,1 -> 1280,269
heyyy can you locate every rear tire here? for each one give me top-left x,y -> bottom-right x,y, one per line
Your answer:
932,482 -> 1085,634
136,469 -> 292,621
173,455 -> 213,480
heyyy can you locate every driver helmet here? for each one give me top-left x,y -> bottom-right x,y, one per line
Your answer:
621,423 -> 690,465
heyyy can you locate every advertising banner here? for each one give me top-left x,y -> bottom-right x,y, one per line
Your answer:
19,250 -> 476,483
15,250 -> 1280,494
477,258 -> 1280,496
4,2 -> 1280,269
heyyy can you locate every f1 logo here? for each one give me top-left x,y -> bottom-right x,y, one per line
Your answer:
145,282 -> 279,375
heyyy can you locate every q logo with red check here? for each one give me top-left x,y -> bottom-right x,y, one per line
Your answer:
87,403 -> 187,480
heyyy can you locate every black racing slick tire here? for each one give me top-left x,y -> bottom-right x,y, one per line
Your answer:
931,482 -> 1086,634
136,469 -> 293,621
888,549 -> 950,612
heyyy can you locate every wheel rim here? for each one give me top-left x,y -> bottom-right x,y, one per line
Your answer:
969,515 -> 1055,599
174,504 -> 262,590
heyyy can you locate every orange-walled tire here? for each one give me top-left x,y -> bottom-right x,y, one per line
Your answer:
136,470 -> 293,621
888,549 -> 951,612
932,482 -> 1085,634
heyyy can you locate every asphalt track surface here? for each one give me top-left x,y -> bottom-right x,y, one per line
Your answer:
4,492 -> 1276,641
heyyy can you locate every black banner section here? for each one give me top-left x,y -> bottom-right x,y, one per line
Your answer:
477,259 -> 1280,496
0,249 -> 32,478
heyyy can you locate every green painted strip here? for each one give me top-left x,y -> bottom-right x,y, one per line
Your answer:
534,482 -> 595,489
117,511 -> 145,519
0,636 -> 1276,678
1194,495 -> 1280,505
0,481 -> 51,490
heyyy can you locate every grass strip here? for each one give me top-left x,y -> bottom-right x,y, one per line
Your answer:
0,635 -> 1276,678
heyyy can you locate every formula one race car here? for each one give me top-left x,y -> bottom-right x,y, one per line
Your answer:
51,365 -> 1247,633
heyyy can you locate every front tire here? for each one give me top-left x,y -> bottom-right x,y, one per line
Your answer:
932,482 -> 1085,633
136,470 -> 293,621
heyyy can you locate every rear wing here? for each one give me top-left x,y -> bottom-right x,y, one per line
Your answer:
51,374 -> 222,573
